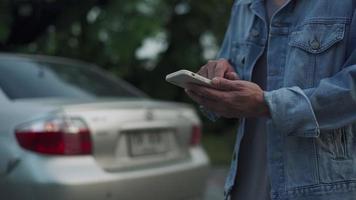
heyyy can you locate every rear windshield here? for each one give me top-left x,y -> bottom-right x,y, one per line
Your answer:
0,59 -> 142,100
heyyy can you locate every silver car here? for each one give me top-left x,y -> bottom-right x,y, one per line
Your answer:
0,54 -> 210,200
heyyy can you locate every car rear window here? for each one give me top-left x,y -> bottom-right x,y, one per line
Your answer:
0,59 -> 142,99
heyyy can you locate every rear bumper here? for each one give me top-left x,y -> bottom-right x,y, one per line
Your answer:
1,147 -> 210,200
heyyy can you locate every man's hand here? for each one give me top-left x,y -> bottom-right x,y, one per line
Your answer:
185,77 -> 270,118
198,59 -> 238,80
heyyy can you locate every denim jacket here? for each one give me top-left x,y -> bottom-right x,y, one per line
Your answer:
218,0 -> 356,200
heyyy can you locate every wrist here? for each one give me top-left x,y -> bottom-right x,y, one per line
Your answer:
257,91 -> 270,117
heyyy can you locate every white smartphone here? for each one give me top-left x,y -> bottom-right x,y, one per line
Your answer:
165,69 -> 212,89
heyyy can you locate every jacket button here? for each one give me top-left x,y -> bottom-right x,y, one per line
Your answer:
310,39 -> 321,50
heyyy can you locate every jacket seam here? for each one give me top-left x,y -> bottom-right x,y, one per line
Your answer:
282,180 -> 356,197
299,17 -> 352,26
313,138 -> 321,184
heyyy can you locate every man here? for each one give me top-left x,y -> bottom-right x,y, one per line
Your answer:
185,0 -> 356,200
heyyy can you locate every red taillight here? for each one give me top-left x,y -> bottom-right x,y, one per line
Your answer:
15,117 -> 92,155
190,125 -> 202,146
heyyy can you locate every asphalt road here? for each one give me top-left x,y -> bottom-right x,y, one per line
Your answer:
204,167 -> 229,200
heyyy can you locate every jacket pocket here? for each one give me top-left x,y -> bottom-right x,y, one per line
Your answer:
317,128 -> 349,160
316,123 -> 356,183
288,23 -> 345,54
284,21 -> 347,88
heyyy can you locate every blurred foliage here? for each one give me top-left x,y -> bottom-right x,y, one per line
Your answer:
0,0 -> 11,43
0,0 -> 237,132
202,129 -> 237,165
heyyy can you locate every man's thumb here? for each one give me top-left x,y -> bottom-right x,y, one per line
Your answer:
225,72 -> 239,80
212,77 -> 236,91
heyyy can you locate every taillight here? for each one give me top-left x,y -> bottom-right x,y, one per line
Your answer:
190,125 -> 202,146
15,116 -> 92,155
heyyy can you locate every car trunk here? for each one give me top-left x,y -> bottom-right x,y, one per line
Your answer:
58,99 -> 197,172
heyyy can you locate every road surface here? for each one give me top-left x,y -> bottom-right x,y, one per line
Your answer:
204,167 -> 229,200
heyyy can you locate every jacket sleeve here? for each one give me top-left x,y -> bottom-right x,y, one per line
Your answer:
216,22 -> 232,60
264,13 -> 356,138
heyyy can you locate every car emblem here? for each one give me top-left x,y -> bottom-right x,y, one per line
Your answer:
146,110 -> 154,121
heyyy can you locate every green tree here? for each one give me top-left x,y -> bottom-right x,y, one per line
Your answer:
1,0 -> 236,133
2,0 -> 232,100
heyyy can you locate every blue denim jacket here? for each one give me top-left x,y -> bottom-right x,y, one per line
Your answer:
218,0 -> 356,199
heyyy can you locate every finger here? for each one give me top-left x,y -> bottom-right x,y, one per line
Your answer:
206,61 -> 217,79
211,77 -> 244,91
215,59 -> 238,80
197,65 -> 208,78
185,89 -> 204,105
214,61 -> 228,78
186,83 -> 225,102
186,89 -> 225,114
225,72 -> 239,80
226,63 -> 236,73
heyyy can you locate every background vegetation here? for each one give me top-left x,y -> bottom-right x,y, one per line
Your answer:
0,0 -> 237,164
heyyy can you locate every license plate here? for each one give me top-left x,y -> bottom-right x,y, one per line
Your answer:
127,130 -> 171,157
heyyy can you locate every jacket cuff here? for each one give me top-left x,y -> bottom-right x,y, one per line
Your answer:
264,87 -> 320,137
